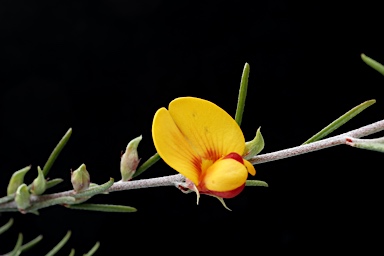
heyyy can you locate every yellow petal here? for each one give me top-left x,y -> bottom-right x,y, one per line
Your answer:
152,107 -> 200,184
203,158 -> 248,192
168,97 -> 245,161
243,159 -> 256,176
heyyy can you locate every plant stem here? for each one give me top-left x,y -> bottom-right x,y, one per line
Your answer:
2,119 -> 384,213
0,175 -> 185,212
250,119 -> 384,164
110,174 -> 184,192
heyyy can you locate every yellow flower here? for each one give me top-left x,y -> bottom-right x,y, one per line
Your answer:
152,97 -> 256,199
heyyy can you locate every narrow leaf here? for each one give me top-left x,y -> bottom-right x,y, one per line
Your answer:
245,180 -> 269,187
361,54 -> 384,76
20,235 -> 43,252
244,127 -> 265,160
45,230 -> 71,256
67,203 -> 137,213
15,184 -> 31,211
8,233 -> 23,256
346,136 -> 384,153
27,196 -> 76,212
83,242 -> 100,256
73,178 -> 114,198
31,166 -> 47,195
43,128 -> 72,177
133,152 -> 161,178
0,194 -> 15,204
0,218 -> 14,235
302,99 -> 376,144
46,178 -> 64,190
235,62 -> 250,126
69,249 -> 75,256
90,183 -> 108,194
7,165 -> 31,195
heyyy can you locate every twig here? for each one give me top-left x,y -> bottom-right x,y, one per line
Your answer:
250,119 -> 384,164
2,119 -> 384,213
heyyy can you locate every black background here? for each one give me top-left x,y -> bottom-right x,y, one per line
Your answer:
1,0 -> 383,255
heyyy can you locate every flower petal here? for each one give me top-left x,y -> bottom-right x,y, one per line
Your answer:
205,184 -> 245,199
152,107 -> 200,184
168,97 -> 245,161
202,158 -> 248,192
243,159 -> 256,176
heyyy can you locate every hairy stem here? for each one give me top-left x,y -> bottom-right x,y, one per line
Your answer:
0,175 -> 185,211
250,119 -> 384,164
1,119 -> 384,213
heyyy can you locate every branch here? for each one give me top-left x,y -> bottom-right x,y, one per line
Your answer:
0,175 -> 185,212
250,119 -> 384,164
2,119 -> 384,213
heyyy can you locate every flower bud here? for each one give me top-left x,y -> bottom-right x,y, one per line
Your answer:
71,164 -> 90,193
7,165 -> 31,195
120,135 -> 142,181
243,127 -> 264,160
15,184 -> 30,213
31,166 -> 47,195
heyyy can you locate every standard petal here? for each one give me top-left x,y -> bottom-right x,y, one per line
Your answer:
168,97 -> 245,161
202,158 -> 248,192
152,107 -> 200,184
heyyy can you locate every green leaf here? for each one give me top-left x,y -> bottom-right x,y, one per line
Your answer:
20,235 -> 43,252
83,242 -> 100,256
235,62 -> 250,126
73,178 -> 114,199
243,127 -> 265,160
245,180 -> 269,187
302,99 -> 376,145
0,194 -> 15,204
7,165 -> 31,196
346,136 -> 384,153
43,128 -> 72,177
8,233 -> 23,256
0,207 -> 17,213
69,249 -> 75,256
27,196 -> 76,212
0,218 -> 14,235
45,230 -> 71,256
89,183 -> 109,194
31,166 -> 47,195
132,152 -> 161,178
67,203 -> 137,213
45,178 -> 64,190
15,184 -> 31,211
361,54 -> 384,76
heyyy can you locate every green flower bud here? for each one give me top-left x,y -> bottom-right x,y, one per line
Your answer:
7,165 -> 31,195
15,184 -> 30,212
243,127 -> 265,160
71,164 -> 90,193
120,135 -> 142,181
31,166 -> 47,195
